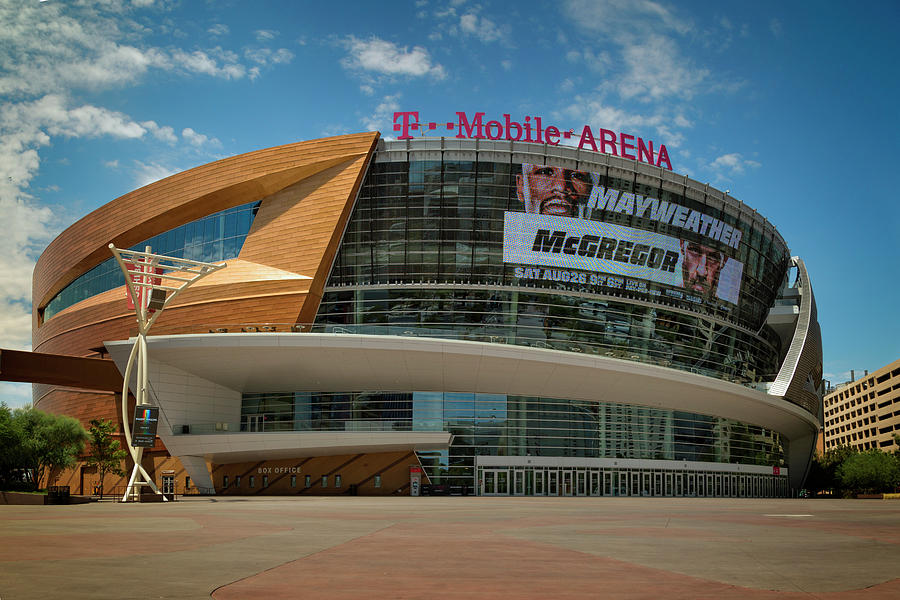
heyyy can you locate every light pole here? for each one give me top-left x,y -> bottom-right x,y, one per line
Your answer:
109,243 -> 226,502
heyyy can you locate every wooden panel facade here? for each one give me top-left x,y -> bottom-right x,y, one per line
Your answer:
30,134 -> 381,494
33,133 -> 378,358
33,133 -> 378,313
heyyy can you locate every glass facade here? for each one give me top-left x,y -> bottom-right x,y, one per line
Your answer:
317,150 -> 789,389
241,391 -> 784,487
43,200 -> 261,320
305,143 -> 795,489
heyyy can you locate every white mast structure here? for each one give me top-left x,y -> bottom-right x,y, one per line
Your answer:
109,243 -> 226,502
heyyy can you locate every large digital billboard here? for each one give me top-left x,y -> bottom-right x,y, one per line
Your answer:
504,163 -> 745,308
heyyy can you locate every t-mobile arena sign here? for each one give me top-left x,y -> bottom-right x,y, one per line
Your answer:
393,111 -> 673,170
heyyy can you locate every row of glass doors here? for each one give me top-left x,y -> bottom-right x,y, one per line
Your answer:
478,467 -> 787,498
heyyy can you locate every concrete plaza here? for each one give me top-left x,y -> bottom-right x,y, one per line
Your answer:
2,496 -> 899,599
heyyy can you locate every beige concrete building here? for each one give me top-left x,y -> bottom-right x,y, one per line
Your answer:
823,358 -> 900,452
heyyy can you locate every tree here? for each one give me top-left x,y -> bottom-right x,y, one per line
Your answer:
85,419 -> 127,498
807,445 -> 857,495
15,407 -> 88,490
838,449 -> 900,495
0,403 -> 28,490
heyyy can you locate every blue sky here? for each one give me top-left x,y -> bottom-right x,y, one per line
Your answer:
1,0 -> 897,408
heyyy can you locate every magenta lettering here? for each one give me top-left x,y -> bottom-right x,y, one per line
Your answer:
486,120 -> 503,140
456,111 -> 486,139
600,129 -> 617,156
620,133 -> 635,160
504,114 -> 523,141
638,138 -> 655,164
398,110 -> 673,170
545,125 -> 560,146
656,144 -> 672,170
393,111 -> 420,140
578,125 -> 598,152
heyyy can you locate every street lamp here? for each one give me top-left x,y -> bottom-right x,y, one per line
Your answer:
109,244 -> 226,502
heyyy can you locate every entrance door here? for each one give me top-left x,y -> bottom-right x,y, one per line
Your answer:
630,472 -> 640,497
161,475 -> 175,495
562,470 -> 574,496
535,470 -> 544,496
590,471 -> 601,496
496,470 -> 509,495
482,470 -> 495,495
653,472 -> 662,497
576,470 -> 587,496
247,415 -> 263,432
513,470 -> 525,496
665,473 -> 673,496
603,472 -> 613,496
675,473 -> 683,497
547,470 -> 558,496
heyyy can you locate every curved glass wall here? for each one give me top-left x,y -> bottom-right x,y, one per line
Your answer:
241,391 -> 785,487
317,153 -> 787,388
44,201 -> 261,320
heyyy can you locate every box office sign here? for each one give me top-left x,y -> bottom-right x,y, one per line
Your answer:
132,405 -> 159,448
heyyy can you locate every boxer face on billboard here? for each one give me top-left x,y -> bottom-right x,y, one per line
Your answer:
680,240 -> 727,298
517,164 -> 593,218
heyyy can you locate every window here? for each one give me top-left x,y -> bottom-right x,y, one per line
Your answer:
185,476 -> 191,489
322,476 -> 328,488
235,476 -> 241,487
335,474 -> 342,488
249,476 -> 255,488
374,474 -> 382,488
223,475 -> 229,488
290,475 -> 297,488
263,475 -> 269,488
305,475 -> 311,488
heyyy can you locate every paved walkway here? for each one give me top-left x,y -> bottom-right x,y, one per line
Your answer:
2,497 -> 899,599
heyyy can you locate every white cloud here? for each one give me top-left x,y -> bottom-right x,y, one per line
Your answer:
617,35 -> 708,101
708,153 -> 761,177
104,159 -> 119,168
208,23 -> 230,36
770,18 -> 783,37
169,48 -> 246,79
141,121 -> 177,143
459,13 -> 506,43
245,47 -> 295,66
0,2 -> 287,355
361,94 -> 402,133
255,29 -> 278,42
181,127 -> 220,148
342,36 -> 446,81
0,382 -> 34,410
500,60 -> 512,71
133,160 -> 179,187
563,0 -> 692,37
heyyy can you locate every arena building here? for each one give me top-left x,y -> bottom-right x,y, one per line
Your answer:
29,129 -> 823,497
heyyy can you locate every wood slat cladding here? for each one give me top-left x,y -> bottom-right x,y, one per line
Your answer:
33,133 -> 377,357
239,155 -> 371,323
33,389 -> 118,427
31,133 -> 378,425
35,291 -> 309,356
33,132 -> 378,313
